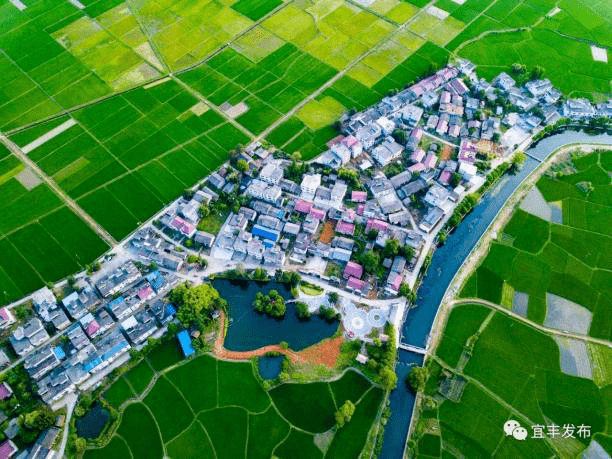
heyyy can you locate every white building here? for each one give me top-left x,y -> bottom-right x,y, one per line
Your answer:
300,174 -> 321,200
371,137 -> 403,166
259,161 -> 284,185
246,179 -> 282,203
562,98 -> 596,119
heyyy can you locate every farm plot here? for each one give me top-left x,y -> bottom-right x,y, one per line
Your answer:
129,0 -> 258,71
0,166 -> 109,303
177,44 -> 337,135
0,1 -> 114,129
51,14 -> 161,91
10,78 -> 239,240
448,0 -> 612,99
420,305 -> 612,458
460,151 -> 612,339
88,355 -> 381,459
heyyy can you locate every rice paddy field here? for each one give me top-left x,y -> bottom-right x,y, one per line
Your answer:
459,150 -> 612,341
90,347 -> 383,459
409,150 -> 612,458
411,302 -> 612,458
1,0 -> 612,304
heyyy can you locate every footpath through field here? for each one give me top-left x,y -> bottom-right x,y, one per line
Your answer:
213,311 -> 343,367
0,134 -> 117,247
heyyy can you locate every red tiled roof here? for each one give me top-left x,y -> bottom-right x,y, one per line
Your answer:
365,219 -> 388,233
347,277 -> 366,290
310,208 -> 326,220
336,221 -> 355,235
0,383 -> 11,401
0,440 -> 16,459
86,320 -> 100,337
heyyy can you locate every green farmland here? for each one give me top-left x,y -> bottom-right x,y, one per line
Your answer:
90,350 -> 383,459
1,0 -> 612,304
411,303 -> 612,458
460,150 -> 612,341
408,150 -> 612,458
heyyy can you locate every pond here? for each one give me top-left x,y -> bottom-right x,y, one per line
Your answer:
258,355 -> 285,380
76,403 -> 110,439
213,279 -> 338,352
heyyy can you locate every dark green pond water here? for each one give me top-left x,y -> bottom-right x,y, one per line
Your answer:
76,403 -> 110,439
213,279 -> 338,351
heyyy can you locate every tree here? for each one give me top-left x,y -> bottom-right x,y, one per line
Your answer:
530,66 -> 544,80
362,251 -> 380,274
383,239 -> 399,258
438,232 -> 447,245
171,282 -> 221,327
24,408 -> 55,430
236,159 -> 249,172
379,366 -> 398,391
392,129 -> 408,145
295,302 -> 311,320
318,306 -> 340,323
406,366 -> 428,393
366,229 -> 378,241
253,268 -> 268,281
328,292 -> 339,304
399,283 -> 416,302
199,204 -> 210,218
335,400 -> 356,428
510,151 -> 526,172
75,437 -> 87,453
511,62 -> 526,76
253,290 -> 286,318
399,245 -> 415,260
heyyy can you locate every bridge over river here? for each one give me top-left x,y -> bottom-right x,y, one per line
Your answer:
379,130 -> 612,459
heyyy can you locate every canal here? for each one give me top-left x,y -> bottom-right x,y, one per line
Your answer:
380,130 -> 612,459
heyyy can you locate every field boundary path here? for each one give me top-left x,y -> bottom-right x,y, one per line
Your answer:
426,142 -> 612,359
0,134 -> 118,247
452,298 -> 612,348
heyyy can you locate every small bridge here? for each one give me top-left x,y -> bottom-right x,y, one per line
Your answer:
398,343 -> 427,355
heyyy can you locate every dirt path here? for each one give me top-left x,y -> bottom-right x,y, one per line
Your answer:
426,143 -> 612,358
0,135 -> 117,247
213,311 -> 343,368
453,298 -> 612,347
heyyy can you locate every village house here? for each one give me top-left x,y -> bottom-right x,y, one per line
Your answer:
10,318 -> 49,356
95,261 -> 140,298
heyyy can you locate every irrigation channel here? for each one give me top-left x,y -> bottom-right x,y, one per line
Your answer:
380,130 -> 612,459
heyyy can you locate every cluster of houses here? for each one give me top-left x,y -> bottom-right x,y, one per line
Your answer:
5,262 -> 177,408
0,422 -> 60,459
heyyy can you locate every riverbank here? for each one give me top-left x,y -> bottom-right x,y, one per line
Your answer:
379,130 -> 612,459
407,141 -> 612,445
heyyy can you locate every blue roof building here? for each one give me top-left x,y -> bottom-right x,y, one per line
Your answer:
53,346 -> 65,360
145,271 -> 165,292
177,330 -> 195,357
252,224 -> 279,242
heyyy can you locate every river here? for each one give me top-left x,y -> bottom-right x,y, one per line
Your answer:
379,130 -> 612,459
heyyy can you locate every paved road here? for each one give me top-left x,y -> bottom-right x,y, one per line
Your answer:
0,135 -> 117,247
56,393 -> 77,459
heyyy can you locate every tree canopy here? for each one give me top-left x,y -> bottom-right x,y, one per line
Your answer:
335,400 -> 356,428
253,290 -> 286,318
170,282 -> 224,327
